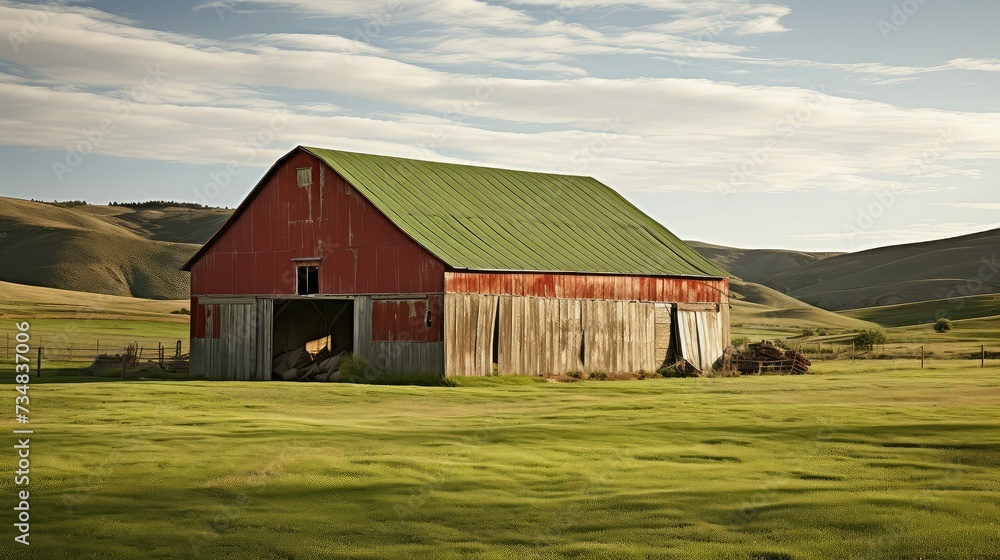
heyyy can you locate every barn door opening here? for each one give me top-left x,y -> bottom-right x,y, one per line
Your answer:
270,299 -> 353,380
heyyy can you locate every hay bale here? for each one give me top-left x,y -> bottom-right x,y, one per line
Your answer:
292,350 -> 313,370
273,359 -> 290,375
300,364 -> 320,379
282,347 -> 305,369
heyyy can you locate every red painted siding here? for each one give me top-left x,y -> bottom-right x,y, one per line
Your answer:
444,272 -> 728,304
189,151 -> 446,297
370,297 -> 442,342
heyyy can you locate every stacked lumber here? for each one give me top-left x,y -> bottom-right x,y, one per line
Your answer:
728,341 -> 811,375
272,347 -> 347,381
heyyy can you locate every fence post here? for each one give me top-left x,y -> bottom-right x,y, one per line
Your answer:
852,342 -> 855,363
920,346 -> 924,369
97,339 -> 100,357
983,345 -> 986,369
36,347 -> 42,378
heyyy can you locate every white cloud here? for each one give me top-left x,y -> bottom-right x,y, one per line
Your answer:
938,202 -> 1000,210
792,222 -> 1000,247
0,1 -> 999,200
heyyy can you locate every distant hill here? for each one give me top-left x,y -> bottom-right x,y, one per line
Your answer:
691,229 -> 1000,313
729,279 -> 876,332
0,279 -> 188,321
0,197 -> 230,299
685,241 -> 843,283
762,228 -> 1000,311
839,294 -> 1000,328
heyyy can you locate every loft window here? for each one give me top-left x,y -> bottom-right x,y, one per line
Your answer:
296,167 -> 312,187
296,265 -> 319,295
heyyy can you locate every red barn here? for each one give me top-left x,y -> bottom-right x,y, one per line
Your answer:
183,146 -> 730,379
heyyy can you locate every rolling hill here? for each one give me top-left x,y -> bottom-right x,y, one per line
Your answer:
0,279 -> 188,321
691,229 -> 1000,313
728,279 -> 877,335
686,241 -> 843,282
761,228 -> 1000,311
0,197 -> 229,299
839,293 -> 1000,328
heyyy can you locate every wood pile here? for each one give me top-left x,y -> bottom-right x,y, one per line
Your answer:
727,341 -> 811,375
272,346 -> 347,382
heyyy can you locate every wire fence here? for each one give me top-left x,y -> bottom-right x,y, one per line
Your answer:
14,340 -> 190,375
786,342 -> 997,368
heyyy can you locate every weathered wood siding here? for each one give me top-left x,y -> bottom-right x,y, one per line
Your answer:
675,303 -> 726,372
354,296 -> 444,375
444,293 -> 499,376
255,298 -> 273,380
190,298 -> 271,380
653,303 -> 674,368
444,293 -> 664,377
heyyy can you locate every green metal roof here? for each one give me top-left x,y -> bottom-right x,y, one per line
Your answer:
301,146 -> 726,278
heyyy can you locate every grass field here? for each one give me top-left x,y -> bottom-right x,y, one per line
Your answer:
2,363 -> 998,559
839,294 -> 1000,328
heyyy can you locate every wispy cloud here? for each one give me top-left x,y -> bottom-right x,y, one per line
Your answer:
0,1 -> 999,200
938,202 -> 1000,210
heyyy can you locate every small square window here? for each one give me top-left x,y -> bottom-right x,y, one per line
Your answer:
297,265 -> 318,295
296,167 -> 312,188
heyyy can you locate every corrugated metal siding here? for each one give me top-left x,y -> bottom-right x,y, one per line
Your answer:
302,147 -> 727,277
354,296 -> 444,375
445,272 -> 728,304
189,151 -> 445,297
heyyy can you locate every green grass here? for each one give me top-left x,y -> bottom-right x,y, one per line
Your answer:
0,319 -> 189,357
840,294 -> 1000,328
2,364 -> 999,559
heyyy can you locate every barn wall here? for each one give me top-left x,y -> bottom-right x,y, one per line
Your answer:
445,293 -> 668,377
354,296 -> 444,376
190,297 -> 271,380
189,151 -> 445,297
445,272 -> 728,304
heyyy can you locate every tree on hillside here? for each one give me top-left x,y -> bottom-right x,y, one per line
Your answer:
854,329 -> 887,351
933,318 -> 953,333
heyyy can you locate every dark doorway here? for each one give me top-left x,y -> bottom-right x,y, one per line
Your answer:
272,299 -> 353,357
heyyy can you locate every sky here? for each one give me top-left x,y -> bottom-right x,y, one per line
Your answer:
0,0 -> 997,252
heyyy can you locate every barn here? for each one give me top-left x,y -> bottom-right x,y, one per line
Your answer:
183,146 -> 731,380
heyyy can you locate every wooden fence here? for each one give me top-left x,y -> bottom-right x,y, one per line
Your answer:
23,340 -> 189,376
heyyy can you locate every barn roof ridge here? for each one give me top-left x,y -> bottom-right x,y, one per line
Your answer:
184,146 -> 727,278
